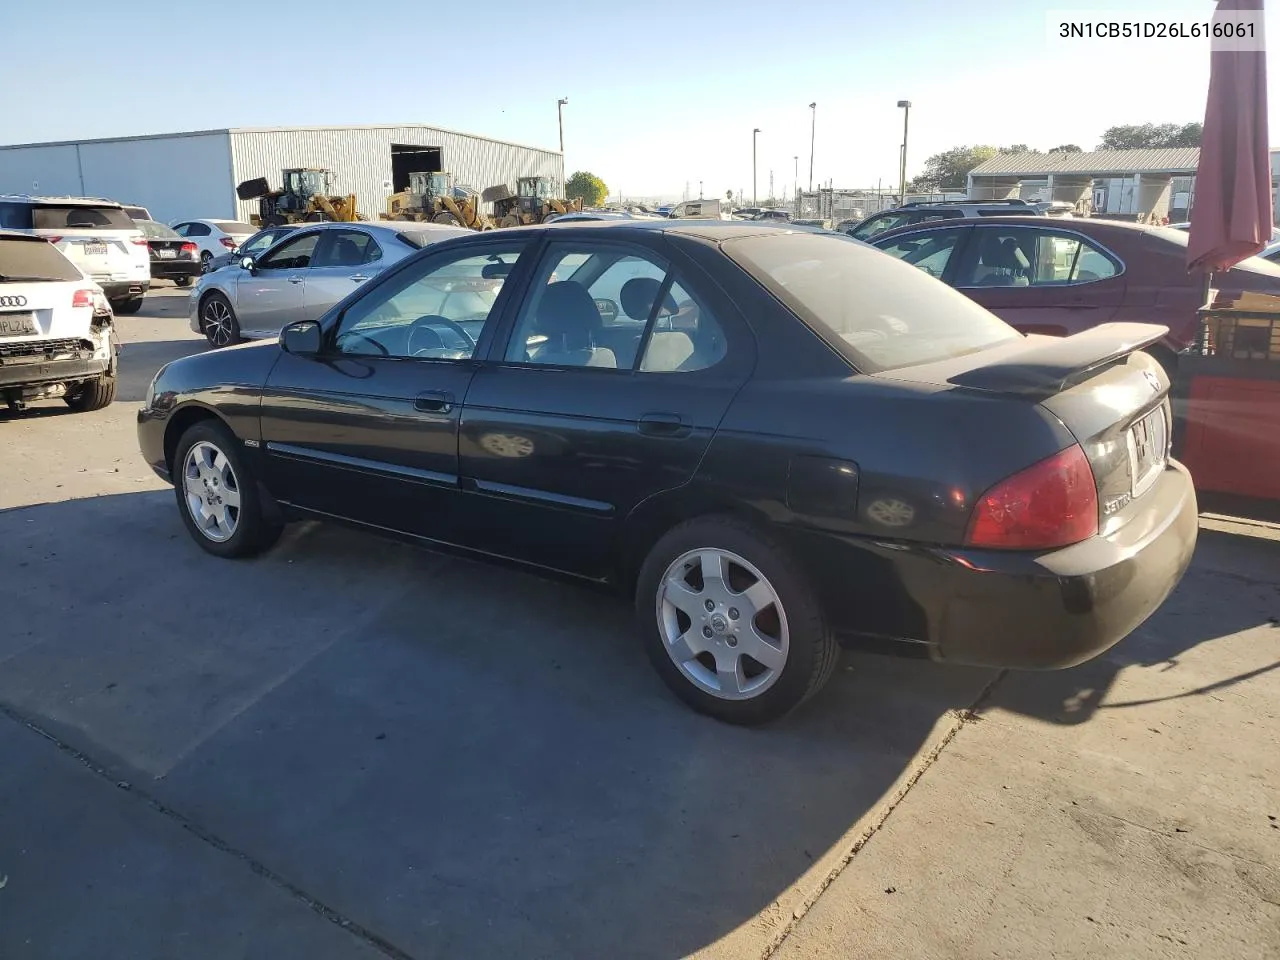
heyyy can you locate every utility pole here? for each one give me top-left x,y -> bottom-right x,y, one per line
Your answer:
808,102 -> 816,192
897,100 -> 912,204
557,98 -> 568,154
769,170 -> 774,204
699,179 -> 703,198
752,128 -> 760,205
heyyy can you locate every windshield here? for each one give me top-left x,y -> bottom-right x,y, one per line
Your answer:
138,220 -> 181,239
32,204 -> 136,231
0,236 -> 82,281
725,232 -> 1019,373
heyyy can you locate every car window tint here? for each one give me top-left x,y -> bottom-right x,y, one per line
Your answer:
506,246 -> 670,370
850,214 -> 907,239
638,278 -> 727,373
725,232 -> 1018,373
315,230 -> 380,268
874,228 -> 966,280
0,202 -> 34,230
258,232 -> 320,270
243,232 -> 278,255
171,223 -> 191,236
333,246 -> 522,360
186,222 -> 211,237
956,228 -> 1116,287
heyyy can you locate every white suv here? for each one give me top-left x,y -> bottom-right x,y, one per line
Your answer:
0,230 -> 118,413
0,196 -> 150,313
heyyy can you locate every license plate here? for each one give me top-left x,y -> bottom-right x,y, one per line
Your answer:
0,312 -> 37,337
1128,405 -> 1169,497
157,249 -> 176,259
83,242 -> 108,256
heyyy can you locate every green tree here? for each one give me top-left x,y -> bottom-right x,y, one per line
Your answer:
908,145 -> 998,191
565,170 -> 607,207
1098,122 -> 1202,150
1049,144 -> 1084,153
999,143 -> 1036,155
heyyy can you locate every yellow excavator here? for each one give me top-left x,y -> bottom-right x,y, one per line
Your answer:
385,171 -> 491,230
237,168 -> 362,226
485,176 -> 583,227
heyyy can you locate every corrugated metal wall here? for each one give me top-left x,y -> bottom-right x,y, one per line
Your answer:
228,126 -> 563,221
0,133 -> 237,223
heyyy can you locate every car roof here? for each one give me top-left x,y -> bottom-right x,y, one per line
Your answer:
529,219 -> 806,242
870,215 -> 1176,244
0,194 -> 125,207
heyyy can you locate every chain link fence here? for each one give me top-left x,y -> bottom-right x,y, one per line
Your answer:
791,188 -> 967,227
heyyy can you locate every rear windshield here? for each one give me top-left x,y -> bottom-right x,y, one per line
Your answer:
0,236 -> 82,282
32,204 -> 137,231
725,232 -> 1020,373
211,221 -> 256,233
138,220 -> 181,239
398,228 -> 470,249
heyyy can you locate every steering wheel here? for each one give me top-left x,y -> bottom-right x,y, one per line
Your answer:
407,315 -> 476,356
338,331 -> 390,356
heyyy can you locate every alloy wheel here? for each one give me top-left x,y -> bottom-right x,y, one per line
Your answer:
182,440 -> 241,542
202,299 -> 235,347
655,548 -> 790,700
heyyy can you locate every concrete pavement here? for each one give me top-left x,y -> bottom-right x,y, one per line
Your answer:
0,286 -> 1276,958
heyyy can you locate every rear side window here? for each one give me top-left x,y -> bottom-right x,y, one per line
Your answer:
726,233 -> 1019,373
185,222 -> 212,237
0,237 -> 82,281
32,204 -> 136,231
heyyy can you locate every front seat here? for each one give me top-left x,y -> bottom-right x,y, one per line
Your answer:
620,277 -> 676,322
975,238 -> 1031,286
533,282 -> 617,368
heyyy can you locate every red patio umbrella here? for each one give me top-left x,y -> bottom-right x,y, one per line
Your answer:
1187,0 -> 1272,274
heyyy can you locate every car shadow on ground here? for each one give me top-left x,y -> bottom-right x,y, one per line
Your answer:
0,491 -> 994,959
988,525 -> 1280,726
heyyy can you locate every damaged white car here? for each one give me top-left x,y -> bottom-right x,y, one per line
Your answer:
0,230 -> 119,413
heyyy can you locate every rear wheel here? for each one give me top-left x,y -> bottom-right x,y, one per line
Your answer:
64,371 -> 117,412
113,296 -> 143,315
635,516 -> 839,725
201,292 -> 240,348
173,421 -> 282,558
199,250 -> 213,273
499,214 -> 521,228
175,275 -> 192,288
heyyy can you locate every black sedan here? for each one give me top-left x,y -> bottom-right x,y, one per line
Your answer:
136,219 -> 201,286
137,221 -> 1197,724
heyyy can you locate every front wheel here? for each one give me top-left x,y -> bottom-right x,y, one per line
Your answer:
201,292 -> 240,348
175,275 -> 192,288
173,420 -> 282,558
635,516 -> 839,725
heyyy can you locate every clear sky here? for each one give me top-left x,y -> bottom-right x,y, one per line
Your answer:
3,0 -> 1275,201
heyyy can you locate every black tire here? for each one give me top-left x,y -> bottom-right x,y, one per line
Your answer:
64,370 -> 117,412
200,292 -> 241,348
172,420 -> 283,559
263,214 -> 285,228
200,251 -> 213,273
175,275 -> 192,288
113,296 -> 143,315
433,211 -> 461,226
635,515 -> 839,725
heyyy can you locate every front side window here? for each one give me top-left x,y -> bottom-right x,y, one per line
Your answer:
726,232 -> 1018,373
242,231 -> 281,256
258,232 -> 320,270
874,227 -> 967,280
954,228 -> 1119,287
332,245 -> 523,360
504,243 -> 727,373
314,230 -> 381,268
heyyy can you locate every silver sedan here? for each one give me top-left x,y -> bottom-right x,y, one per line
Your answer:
188,221 -> 470,347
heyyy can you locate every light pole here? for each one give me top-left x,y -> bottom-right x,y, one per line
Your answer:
897,100 -> 912,203
752,128 -> 761,205
808,102 -> 816,192
699,179 -> 703,199
557,98 -> 568,154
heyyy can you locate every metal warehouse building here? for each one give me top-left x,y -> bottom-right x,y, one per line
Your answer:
0,124 -> 564,224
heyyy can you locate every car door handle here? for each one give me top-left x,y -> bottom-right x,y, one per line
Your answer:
287,275 -> 304,284
414,390 -> 455,413
349,274 -> 370,283
637,412 -> 690,437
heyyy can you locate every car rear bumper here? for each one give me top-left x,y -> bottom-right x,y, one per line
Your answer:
915,461 -> 1198,669
101,280 -> 150,299
0,354 -> 110,390
150,259 -> 200,280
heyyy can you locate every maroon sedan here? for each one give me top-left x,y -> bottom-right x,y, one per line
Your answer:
869,216 -> 1280,371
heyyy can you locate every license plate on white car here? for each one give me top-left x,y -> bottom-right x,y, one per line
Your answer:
0,312 -> 37,337
83,242 -> 108,256
157,249 -> 176,259
1128,404 -> 1169,497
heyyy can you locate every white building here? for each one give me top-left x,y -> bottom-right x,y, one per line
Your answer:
0,124 -> 564,224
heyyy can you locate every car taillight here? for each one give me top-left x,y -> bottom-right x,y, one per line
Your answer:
130,237 -> 149,247
46,236 -> 63,244
965,444 -> 1098,550
219,237 -> 238,249
72,288 -> 95,309
181,241 -> 198,255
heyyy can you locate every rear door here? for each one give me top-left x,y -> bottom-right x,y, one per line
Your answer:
303,228 -> 384,318
458,236 -> 754,578
229,229 -> 320,337
951,224 -> 1126,337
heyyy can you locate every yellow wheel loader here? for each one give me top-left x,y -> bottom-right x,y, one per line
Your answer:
385,172 -> 492,230
236,169 -> 363,227
485,176 -> 583,227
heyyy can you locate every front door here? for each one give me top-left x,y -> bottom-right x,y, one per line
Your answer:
459,238 -> 754,579
259,239 -> 531,541
232,228 -> 323,338
303,227 -> 384,318
951,224 -> 1126,338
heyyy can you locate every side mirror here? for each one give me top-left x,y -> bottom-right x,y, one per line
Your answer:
240,256 -> 256,273
281,319 -> 322,355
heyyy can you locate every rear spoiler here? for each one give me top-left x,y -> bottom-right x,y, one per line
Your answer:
948,322 -> 1169,399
